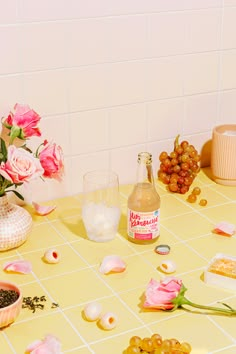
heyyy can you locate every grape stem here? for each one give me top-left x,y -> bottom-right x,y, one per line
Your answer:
174,134 -> 180,149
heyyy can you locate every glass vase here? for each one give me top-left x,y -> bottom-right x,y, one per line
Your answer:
0,194 -> 32,251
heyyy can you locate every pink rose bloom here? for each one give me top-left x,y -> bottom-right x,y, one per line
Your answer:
0,145 -> 44,184
143,277 -> 182,310
5,103 -> 41,139
26,334 -> 62,354
39,141 -> 64,181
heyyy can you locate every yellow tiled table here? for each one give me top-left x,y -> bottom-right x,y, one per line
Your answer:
0,168 -> 235,354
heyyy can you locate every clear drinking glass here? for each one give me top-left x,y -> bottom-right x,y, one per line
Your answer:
82,170 -> 121,242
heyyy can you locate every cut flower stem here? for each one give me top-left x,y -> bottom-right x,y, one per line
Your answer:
177,297 -> 236,316
172,283 -> 236,316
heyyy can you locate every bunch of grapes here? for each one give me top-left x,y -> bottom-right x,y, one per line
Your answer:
158,135 -> 201,194
125,333 -> 192,353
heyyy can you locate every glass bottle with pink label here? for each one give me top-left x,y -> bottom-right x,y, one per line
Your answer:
127,152 -> 160,244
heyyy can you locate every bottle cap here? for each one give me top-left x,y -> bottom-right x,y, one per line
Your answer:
155,244 -> 170,255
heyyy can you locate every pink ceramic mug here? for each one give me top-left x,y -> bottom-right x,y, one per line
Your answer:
211,124 -> 236,186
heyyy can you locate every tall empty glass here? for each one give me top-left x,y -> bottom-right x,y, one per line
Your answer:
82,170 -> 121,242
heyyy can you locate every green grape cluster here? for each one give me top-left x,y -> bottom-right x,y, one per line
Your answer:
125,333 -> 192,354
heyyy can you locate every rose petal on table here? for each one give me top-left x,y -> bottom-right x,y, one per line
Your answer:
25,334 -> 62,354
214,221 -> 235,236
99,255 -> 126,274
25,340 -> 43,352
3,260 -> 32,274
32,201 -> 56,216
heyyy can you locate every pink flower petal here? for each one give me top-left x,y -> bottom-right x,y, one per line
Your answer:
32,201 -> 56,216
3,260 -> 32,274
214,221 -> 235,236
26,340 -> 43,352
25,334 -> 62,354
99,255 -> 126,274
143,277 -> 182,310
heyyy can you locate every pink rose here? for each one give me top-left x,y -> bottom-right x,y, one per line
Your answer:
5,103 -> 41,139
39,141 -> 64,181
143,277 -> 182,310
0,145 -> 44,184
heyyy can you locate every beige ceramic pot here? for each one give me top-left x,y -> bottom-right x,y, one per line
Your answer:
211,124 -> 236,186
0,194 -> 32,251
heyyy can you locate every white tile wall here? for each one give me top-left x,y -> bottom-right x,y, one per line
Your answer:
0,1 -> 235,201
0,0 -> 17,24
147,98 -> 184,140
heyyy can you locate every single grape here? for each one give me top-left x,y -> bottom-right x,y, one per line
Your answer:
170,151 -> 178,159
159,163 -> 167,172
181,140 -> 189,150
173,164 -> 181,173
188,159 -> 194,167
151,333 -> 162,348
169,338 -> 181,346
175,146 -> 183,155
141,337 -> 153,352
129,336 -> 142,347
180,185 -> 189,194
178,176 -> 184,185
194,154 -> 201,162
199,199 -> 207,206
171,158 -> 179,166
151,349 -> 162,354
184,176 -> 193,186
179,170 -> 187,177
180,342 -> 192,353
187,194 -> 197,203
167,166 -> 174,175
169,183 -> 179,192
163,158 -> 172,168
191,162 -> 199,172
170,173 -> 179,183
192,187 -> 201,195
181,154 -> 189,163
126,345 -> 141,354
162,175 -> 171,185
161,339 -> 171,351
181,162 -> 189,171
159,151 -> 168,161
158,171 -> 167,181
189,150 -> 197,158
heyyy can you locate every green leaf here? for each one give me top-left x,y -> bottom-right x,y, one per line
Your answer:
21,144 -> 32,153
0,138 -> 7,162
219,302 -> 234,311
5,190 -> 24,201
15,182 -> 24,187
9,126 -> 22,145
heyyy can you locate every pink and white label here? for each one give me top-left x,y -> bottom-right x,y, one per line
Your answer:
127,209 -> 160,240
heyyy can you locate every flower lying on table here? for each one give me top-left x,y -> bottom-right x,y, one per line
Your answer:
0,103 -> 64,201
143,277 -> 236,316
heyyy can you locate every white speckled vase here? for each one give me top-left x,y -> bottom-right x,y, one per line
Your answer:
0,194 -> 32,251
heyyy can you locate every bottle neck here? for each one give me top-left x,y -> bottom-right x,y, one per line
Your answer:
136,152 -> 154,185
